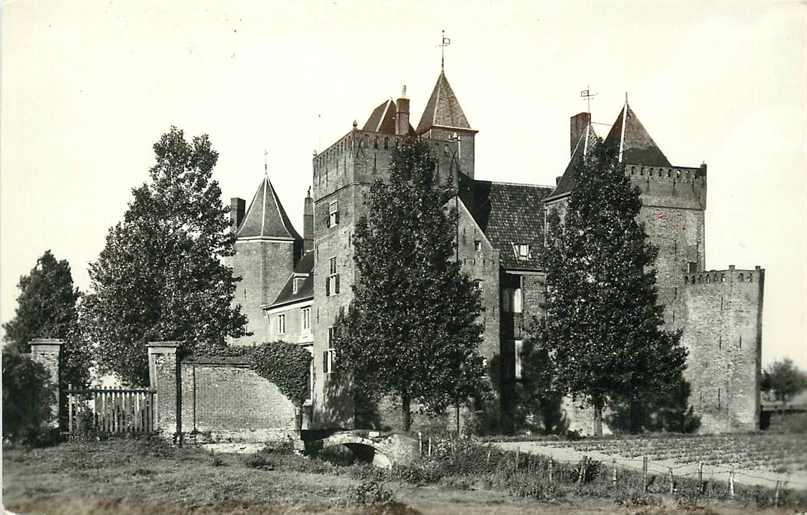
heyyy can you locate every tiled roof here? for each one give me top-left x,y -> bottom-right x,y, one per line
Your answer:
604,103 -> 671,167
416,70 -> 471,133
237,177 -> 302,240
362,99 -> 397,134
459,175 -> 554,271
270,250 -> 314,307
545,123 -> 598,201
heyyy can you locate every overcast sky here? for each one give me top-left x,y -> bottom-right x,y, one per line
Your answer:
2,0 -> 805,369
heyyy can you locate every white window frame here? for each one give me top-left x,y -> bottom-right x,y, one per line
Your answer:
515,243 -> 530,259
277,313 -> 286,335
301,307 -> 311,332
514,339 -> 524,380
324,327 -> 337,374
326,257 -> 340,296
328,200 -> 339,227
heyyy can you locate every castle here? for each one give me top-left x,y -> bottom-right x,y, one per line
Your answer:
226,67 -> 765,434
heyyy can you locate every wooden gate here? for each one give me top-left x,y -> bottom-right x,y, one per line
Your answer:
66,386 -> 156,437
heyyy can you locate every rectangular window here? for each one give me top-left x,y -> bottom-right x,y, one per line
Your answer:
688,262 -> 697,273
277,314 -> 286,335
328,200 -> 339,227
474,240 -> 482,252
324,327 -> 337,374
512,288 -> 523,314
326,257 -> 340,296
514,340 -> 524,380
515,244 -> 530,259
293,277 -> 305,294
301,307 -> 311,331
502,288 -> 512,313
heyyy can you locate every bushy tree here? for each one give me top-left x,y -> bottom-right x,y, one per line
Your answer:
762,358 -> 807,407
335,137 -> 487,431
535,140 -> 687,435
3,250 -> 90,389
2,352 -> 57,445
83,127 -> 248,386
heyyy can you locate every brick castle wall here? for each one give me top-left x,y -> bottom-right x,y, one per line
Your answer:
180,362 -> 297,442
679,267 -> 764,433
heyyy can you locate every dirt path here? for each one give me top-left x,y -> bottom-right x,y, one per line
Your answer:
493,441 -> 807,491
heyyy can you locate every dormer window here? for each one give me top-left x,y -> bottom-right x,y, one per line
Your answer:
293,276 -> 306,294
474,240 -> 482,252
515,244 -> 530,260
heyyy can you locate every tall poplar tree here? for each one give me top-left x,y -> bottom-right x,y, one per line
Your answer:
335,137 -> 487,431
3,250 -> 91,389
83,127 -> 247,385
536,140 -> 687,435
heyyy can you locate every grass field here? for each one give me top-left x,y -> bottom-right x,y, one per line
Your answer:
2,437 -> 804,514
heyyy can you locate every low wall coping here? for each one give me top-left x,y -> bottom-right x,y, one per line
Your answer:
147,341 -> 180,354
30,338 -> 64,352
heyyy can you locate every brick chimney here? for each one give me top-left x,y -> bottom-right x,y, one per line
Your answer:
570,112 -> 591,156
395,85 -> 410,136
230,197 -> 245,234
303,187 -> 313,252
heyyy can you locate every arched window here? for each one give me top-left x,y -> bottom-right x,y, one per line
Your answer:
373,137 -> 378,149
738,273 -> 744,282
684,275 -> 689,284
384,137 -> 389,149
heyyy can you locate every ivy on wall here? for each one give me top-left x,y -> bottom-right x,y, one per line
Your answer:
191,341 -> 311,407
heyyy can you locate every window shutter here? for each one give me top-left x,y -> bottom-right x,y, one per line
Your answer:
325,277 -> 330,296
323,351 -> 328,373
335,274 -> 340,294
335,211 -> 340,225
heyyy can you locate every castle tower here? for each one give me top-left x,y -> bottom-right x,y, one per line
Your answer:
310,80 -> 465,427
416,70 -> 477,178
602,100 -> 707,312
231,176 -> 303,345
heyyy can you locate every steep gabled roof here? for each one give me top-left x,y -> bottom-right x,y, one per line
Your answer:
416,70 -> 472,133
237,176 -> 302,240
459,175 -> 554,271
545,122 -> 599,202
604,103 -> 671,167
362,99 -> 397,134
269,250 -> 314,308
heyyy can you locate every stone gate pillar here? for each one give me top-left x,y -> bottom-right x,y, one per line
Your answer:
148,342 -> 180,438
29,338 -> 63,427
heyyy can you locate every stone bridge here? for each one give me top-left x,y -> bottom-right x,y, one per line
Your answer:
316,430 -> 418,468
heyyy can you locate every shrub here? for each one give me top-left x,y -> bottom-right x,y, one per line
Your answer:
243,453 -> 273,470
2,352 -> 58,446
345,478 -> 394,506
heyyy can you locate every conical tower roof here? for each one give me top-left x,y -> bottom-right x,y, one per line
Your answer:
545,122 -> 599,201
604,103 -> 671,167
237,176 -> 302,240
362,99 -> 397,134
416,70 -> 472,133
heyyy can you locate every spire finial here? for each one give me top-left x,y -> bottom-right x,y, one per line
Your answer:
401,84 -> 407,97
264,149 -> 268,177
440,30 -> 451,71
625,91 -> 629,105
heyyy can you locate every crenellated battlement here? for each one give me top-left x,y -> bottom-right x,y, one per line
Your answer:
682,265 -> 764,287
626,163 -> 708,210
625,163 -> 706,183
311,128 -> 460,201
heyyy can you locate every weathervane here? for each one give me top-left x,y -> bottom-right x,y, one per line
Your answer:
580,85 -> 597,114
264,149 -> 268,177
440,30 -> 451,71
